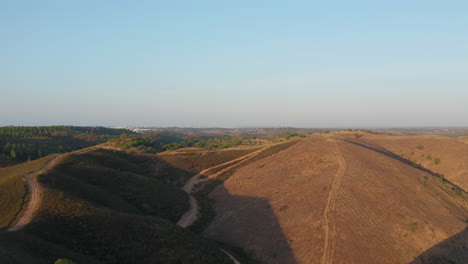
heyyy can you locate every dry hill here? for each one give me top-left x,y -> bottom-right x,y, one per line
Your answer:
204,133 -> 467,264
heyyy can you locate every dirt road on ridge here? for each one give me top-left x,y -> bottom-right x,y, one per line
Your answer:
176,146 -> 273,263
7,147 -> 97,232
176,147 -> 268,227
321,140 -> 347,264
7,154 -> 63,231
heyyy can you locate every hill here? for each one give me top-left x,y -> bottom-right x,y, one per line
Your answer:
204,132 -> 467,264
1,131 -> 466,263
0,147 -> 244,264
361,133 -> 468,191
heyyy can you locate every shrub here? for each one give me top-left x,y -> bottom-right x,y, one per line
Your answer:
434,158 -> 441,165
54,259 -> 77,264
416,145 -> 424,150
426,155 -> 432,160
354,133 -> 363,139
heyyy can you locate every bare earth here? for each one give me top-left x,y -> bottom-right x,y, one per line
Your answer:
204,133 -> 467,264
321,140 -> 347,264
176,147 -> 275,263
177,146 -> 270,227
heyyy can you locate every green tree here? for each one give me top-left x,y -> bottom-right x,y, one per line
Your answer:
54,259 -> 77,264
10,149 -> 16,159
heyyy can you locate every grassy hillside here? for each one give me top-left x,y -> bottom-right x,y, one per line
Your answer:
0,148 -> 248,263
38,149 -> 189,221
0,156 -> 54,229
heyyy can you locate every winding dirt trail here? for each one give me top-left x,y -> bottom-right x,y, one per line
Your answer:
176,146 -> 273,263
7,147 -> 97,232
176,147 -> 268,228
321,140 -> 347,264
7,154 -> 63,232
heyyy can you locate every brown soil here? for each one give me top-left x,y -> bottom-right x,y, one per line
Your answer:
361,133 -> 468,190
204,133 -> 467,264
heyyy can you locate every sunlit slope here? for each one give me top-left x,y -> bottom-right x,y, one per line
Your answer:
0,155 -> 55,229
362,133 -> 468,191
205,134 -> 467,264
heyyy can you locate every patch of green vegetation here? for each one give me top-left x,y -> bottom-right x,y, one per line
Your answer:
354,133 -> 363,139
54,259 -> 78,264
453,188 -> 463,197
426,155 -> 432,160
110,133 -> 263,153
0,126 -> 133,165
416,145 -> 425,150
434,157 -> 441,165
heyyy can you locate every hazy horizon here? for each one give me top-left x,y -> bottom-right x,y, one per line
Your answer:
2,1 -> 467,127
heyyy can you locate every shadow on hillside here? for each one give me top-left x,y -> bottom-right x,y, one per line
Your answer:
408,227 -> 468,264
204,184 -> 298,264
2,147 -> 298,263
343,139 -> 466,192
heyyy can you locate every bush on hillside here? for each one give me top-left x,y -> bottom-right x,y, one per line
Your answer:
54,259 -> 77,264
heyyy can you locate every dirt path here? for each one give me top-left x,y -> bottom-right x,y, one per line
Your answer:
321,140 -> 347,264
7,154 -> 63,231
176,147 -> 268,228
176,147 -> 272,263
220,249 -> 241,264
7,147 -> 98,232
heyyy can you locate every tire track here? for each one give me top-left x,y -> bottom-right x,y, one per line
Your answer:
321,141 -> 347,264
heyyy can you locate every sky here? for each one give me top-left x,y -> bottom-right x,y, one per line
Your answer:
1,0 -> 467,128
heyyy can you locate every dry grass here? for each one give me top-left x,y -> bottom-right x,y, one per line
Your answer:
0,148 -> 243,264
0,156 -> 54,229
361,133 -> 468,191
155,147 -> 262,186
204,134 -> 467,264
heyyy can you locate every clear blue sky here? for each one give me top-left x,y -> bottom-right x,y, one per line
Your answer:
1,0 -> 467,127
